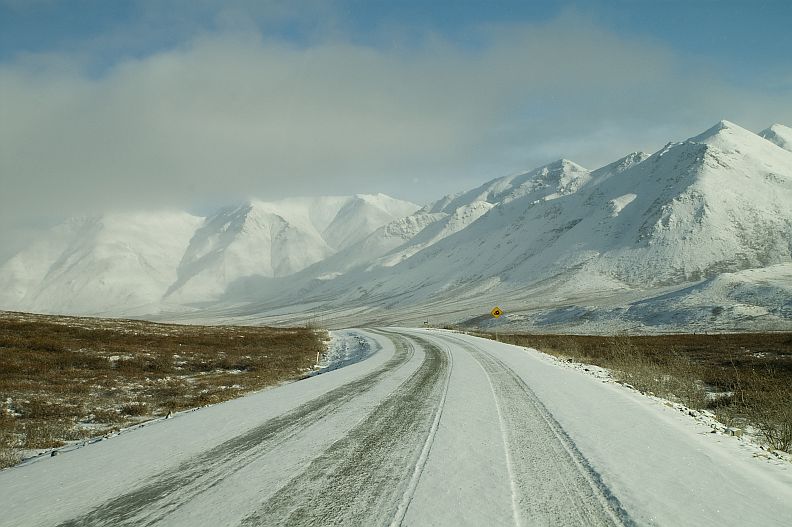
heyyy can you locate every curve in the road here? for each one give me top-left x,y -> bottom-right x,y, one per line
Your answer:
57,331 -> 415,527
52,329 -> 632,527
241,333 -> 452,526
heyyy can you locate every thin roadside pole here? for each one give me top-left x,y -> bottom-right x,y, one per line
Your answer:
490,306 -> 503,341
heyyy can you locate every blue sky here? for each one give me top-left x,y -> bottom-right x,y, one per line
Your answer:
2,0 -> 790,79
1,0 -> 791,260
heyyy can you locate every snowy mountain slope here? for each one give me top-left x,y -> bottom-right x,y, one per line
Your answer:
372,200 -> 495,268
209,159 -> 601,312
618,263 -> 792,331
322,193 -> 420,251
0,212 -> 202,316
213,200 -> 499,309
580,120 -> 792,284
199,121 -> 792,331
0,195 -> 418,313
368,153 -> 647,281
760,123 -> 792,152
201,158 -> 608,317
587,151 -> 650,184
302,211 -> 448,279
428,159 -> 591,214
0,221 -> 83,308
248,186 -> 503,288
288,157 -> 632,305
306,159 -> 599,282
163,202 -> 335,304
2,120 -> 790,332
414,121 -> 788,290
164,195 -> 418,304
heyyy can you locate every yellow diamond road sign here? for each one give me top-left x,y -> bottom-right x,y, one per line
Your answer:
491,306 -> 503,318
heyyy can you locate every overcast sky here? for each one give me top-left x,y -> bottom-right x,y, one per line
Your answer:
1,0 -> 791,262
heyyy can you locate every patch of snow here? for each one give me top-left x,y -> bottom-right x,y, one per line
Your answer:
315,330 -> 375,373
607,193 -> 637,217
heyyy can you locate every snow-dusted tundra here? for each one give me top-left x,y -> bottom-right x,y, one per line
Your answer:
1,330 -> 790,526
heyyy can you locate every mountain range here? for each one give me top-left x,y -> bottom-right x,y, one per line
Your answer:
2,120 -> 791,332
0,195 -> 418,316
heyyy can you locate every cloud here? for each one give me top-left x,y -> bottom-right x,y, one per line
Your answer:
1,10 -> 790,262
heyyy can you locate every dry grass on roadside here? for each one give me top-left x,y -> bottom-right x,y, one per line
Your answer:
0,311 -> 325,468
475,331 -> 792,453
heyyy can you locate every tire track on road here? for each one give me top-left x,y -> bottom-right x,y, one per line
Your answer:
241,333 -> 451,527
434,332 -> 632,527
58,331 -> 414,527
390,335 -> 453,527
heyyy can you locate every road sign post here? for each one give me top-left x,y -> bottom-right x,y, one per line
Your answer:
491,306 -> 503,341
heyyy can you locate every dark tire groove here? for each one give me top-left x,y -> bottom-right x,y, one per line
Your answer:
241,334 -> 450,527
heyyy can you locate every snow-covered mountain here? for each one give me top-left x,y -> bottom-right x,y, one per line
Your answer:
270,158 -> 602,282
760,123 -> 792,152
190,120 -> 791,331
1,120 -> 790,332
0,195 -> 418,315
0,212 -> 202,315
164,194 -> 417,304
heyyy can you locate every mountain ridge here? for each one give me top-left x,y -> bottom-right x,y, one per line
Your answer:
1,120 -> 791,332
759,123 -> 792,152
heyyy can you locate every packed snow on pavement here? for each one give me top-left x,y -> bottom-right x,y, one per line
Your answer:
1,329 -> 791,526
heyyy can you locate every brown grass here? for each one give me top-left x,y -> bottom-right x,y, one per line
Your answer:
0,310 -> 325,468
475,331 -> 792,453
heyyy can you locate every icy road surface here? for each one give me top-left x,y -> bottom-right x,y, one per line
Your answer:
2,329 -> 792,526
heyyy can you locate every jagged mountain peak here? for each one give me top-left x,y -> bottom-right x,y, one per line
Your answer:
688,119 -> 757,144
674,120 -> 792,175
590,151 -> 650,182
526,158 -> 588,185
548,158 -> 587,170
427,158 -> 590,215
510,158 -> 588,180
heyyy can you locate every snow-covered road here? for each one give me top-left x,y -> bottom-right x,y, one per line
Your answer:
2,329 -> 792,526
